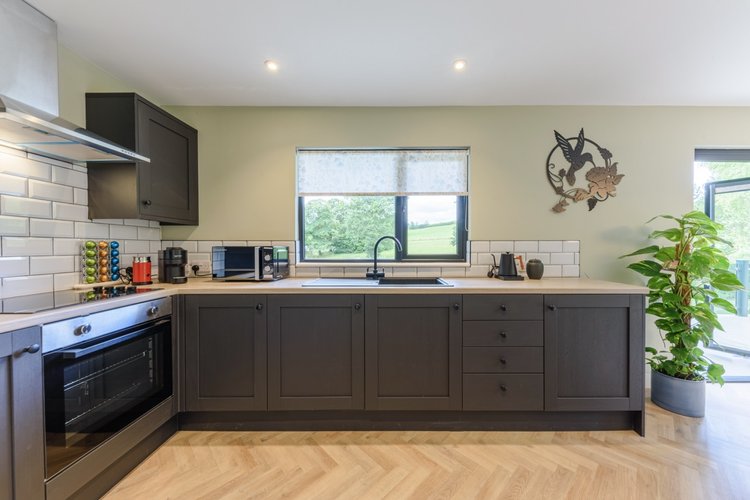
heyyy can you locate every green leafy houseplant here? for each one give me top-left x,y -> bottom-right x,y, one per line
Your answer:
622,211 -> 744,384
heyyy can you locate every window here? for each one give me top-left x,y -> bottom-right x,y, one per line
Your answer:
297,148 -> 468,262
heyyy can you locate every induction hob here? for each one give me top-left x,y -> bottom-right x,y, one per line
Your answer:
0,286 -> 163,314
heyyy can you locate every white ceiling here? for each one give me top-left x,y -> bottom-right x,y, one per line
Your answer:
28,0 -> 750,106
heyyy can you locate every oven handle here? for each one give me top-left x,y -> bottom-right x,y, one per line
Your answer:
60,319 -> 171,359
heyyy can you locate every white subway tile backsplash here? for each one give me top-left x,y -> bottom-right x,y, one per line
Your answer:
73,188 -> 87,205
392,267 -> 418,277
109,225 -> 139,239
477,253 -> 496,265
27,154 -> 73,170
0,215 -> 29,236
0,173 -> 27,196
123,240 -> 151,254
53,238 -> 82,255
489,240 -> 514,253
2,237 -> 53,256
149,221 -> 160,228
222,240 -> 247,246
93,219 -> 124,225
550,252 -> 575,265
319,267 -> 345,278
0,153 -> 51,180
440,267 -> 466,278
575,253 -> 580,265
470,253 -> 479,265
1,195 -> 51,218
53,202 -> 90,221
417,267 -> 441,277
53,273 -> 80,291
538,240 -> 563,253
465,265 -> 489,277
563,265 -> 580,277
513,240 -> 539,253
161,241 -> 173,250
30,256 -> 75,275
470,241 -> 489,253
52,166 -> 87,189
1,274 -> 53,297
563,240 -> 580,252
137,227 -> 161,240
247,240 -> 272,246
28,180 -> 73,203
544,265 -> 562,277
0,152 -> 162,295
30,219 -> 75,237
0,257 -> 29,277
75,222 -> 109,239
295,266 -> 320,278
343,267 -> 368,277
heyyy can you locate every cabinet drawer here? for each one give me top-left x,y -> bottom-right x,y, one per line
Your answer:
463,295 -> 543,321
463,321 -> 543,346
463,374 -> 543,410
463,347 -> 543,373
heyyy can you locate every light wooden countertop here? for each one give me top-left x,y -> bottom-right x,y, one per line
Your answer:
0,277 -> 646,334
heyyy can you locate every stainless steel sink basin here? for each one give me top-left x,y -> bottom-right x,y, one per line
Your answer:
302,277 -> 452,287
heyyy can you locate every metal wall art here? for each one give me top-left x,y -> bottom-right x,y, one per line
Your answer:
546,128 -> 623,213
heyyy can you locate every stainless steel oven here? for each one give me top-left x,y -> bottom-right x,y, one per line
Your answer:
42,297 -> 172,478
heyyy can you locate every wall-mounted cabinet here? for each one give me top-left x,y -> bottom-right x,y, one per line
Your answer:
85,93 -> 198,225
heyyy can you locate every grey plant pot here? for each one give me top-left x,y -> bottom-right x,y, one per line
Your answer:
650,369 -> 706,418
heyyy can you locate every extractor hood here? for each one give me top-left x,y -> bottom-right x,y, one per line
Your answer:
0,94 -> 149,163
0,0 -> 149,164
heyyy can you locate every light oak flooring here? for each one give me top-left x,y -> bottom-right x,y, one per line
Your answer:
104,385 -> 750,500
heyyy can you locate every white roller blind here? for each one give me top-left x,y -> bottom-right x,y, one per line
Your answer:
297,149 -> 469,196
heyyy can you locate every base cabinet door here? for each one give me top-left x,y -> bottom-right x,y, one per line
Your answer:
268,295 -> 364,410
544,294 -> 644,411
184,295 -> 267,411
0,327 -> 45,500
365,295 -> 462,410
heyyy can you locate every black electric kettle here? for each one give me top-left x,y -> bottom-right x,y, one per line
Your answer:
496,252 -> 524,281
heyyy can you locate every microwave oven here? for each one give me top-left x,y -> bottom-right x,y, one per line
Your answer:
211,246 -> 290,281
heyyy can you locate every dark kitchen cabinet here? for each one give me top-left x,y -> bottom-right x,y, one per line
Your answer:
0,327 -> 45,500
544,294 -> 645,411
365,295 -> 462,410
85,93 -> 199,224
183,295 -> 267,411
267,295 -> 364,410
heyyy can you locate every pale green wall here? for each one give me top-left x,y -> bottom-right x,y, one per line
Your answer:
57,45 -> 158,125
162,105 -> 750,283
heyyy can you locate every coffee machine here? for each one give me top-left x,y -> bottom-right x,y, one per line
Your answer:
158,247 -> 188,284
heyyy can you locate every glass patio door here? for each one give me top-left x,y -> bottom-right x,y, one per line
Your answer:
704,177 -> 750,381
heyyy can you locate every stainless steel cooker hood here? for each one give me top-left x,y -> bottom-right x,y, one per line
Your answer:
0,0 -> 149,164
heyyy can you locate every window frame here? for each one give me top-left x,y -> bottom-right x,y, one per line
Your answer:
298,195 -> 468,263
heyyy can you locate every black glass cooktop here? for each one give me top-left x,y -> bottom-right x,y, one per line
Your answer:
0,286 -> 162,314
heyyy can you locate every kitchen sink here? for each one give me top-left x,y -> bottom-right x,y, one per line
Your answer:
302,277 -> 453,287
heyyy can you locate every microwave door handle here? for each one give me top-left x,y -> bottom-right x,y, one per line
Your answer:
60,319 -> 169,359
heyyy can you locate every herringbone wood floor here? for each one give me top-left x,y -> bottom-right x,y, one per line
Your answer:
104,385 -> 750,500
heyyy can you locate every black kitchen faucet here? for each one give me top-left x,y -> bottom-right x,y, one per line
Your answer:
366,236 -> 402,279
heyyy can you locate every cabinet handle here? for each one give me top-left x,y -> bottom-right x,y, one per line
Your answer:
548,305 -> 557,311
499,331 -> 507,338
256,303 -> 264,311
499,304 -> 508,311
75,324 -> 92,335
499,358 -> 507,365
499,385 -> 508,392
354,303 -> 361,310
23,344 -> 41,354
142,199 -> 152,206
453,303 -> 460,311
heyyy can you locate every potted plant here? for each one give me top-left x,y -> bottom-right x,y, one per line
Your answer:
622,210 -> 744,417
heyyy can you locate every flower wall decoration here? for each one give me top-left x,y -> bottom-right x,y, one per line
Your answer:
546,128 -> 623,213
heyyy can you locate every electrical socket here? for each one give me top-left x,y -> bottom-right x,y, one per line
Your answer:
189,260 -> 210,277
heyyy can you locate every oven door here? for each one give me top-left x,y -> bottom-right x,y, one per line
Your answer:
43,318 -> 172,478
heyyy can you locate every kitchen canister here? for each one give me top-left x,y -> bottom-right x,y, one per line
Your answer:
526,259 -> 544,279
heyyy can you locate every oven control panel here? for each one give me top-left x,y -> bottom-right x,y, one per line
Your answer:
42,296 -> 172,353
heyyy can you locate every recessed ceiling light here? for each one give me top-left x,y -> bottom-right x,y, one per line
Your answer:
264,60 -> 279,72
453,59 -> 467,71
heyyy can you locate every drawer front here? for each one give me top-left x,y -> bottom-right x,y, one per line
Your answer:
463,321 -> 543,346
463,295 -> 543,321
463,374 -> 543,411
463,347 -> 543,373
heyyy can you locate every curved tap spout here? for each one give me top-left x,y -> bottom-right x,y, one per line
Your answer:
366,236 -> 403,279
